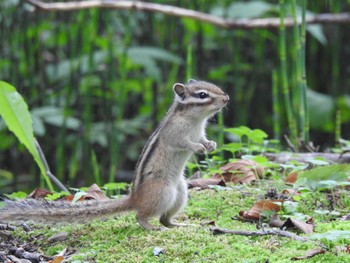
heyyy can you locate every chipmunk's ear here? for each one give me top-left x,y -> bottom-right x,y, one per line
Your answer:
188,79 -> 197,83
173,83 -> 185,99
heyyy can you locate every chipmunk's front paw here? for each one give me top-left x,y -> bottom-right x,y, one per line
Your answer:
203,141 -> 217,152
193,143 -> 206,155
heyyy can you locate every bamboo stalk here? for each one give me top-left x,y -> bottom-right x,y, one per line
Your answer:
279,0 -> 297,147
272,71 -> 281,140
300,0 -> 309,143
291,0 -> 309,143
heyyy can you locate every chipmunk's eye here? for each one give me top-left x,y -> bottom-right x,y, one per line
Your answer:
198,92 -> 208,99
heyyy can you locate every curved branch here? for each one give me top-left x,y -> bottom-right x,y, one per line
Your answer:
26,0 -> 350,29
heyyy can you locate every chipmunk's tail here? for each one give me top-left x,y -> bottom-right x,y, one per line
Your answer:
0,197 -> 133,223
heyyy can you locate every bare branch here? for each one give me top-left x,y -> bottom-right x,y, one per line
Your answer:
211,227 -> 309,242
35,139 -> 70,194
26,0 -> 350,29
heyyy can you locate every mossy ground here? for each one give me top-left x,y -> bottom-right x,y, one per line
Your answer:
9,180 -> 350,262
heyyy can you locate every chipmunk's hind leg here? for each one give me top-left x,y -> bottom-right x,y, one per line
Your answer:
137,215 -> 166,231
132,178 -> 177,230
159,178 -> 188,227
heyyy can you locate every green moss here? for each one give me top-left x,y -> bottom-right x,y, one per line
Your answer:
9,183 -> 350,262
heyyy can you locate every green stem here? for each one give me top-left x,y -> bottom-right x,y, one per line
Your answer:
279,0 -> 297,146
272,70 -> 281,140
291,0 -> 309,143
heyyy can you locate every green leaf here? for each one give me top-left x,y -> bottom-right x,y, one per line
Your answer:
4,191 -> 27,200
250,129 -> 268,144
0,81 -> 53,190
103,182 -> 128,191
72,191 -> 87,203
307,89 -> 334,132
306,25 -> 327,45
227,1 -> 276,19
225,126 -> 252,138
299,164 -> 350,190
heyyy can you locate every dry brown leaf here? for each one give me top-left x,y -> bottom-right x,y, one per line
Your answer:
187,178 -> 226,189
85,184 -> 109,200
280,189 -> 300,195
285,172 -> 298,184
239,200 -> 282,221
51,255 -> 65,263
269,214 -> 284,228
334,245 -> 350,254
291,248 -> 325,260
28,188 -> 52,199
213,160 -> 264,184
282,218 -> 314,234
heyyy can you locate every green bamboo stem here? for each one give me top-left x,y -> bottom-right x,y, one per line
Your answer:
279,0 -> 298,147
272,70 -> 281,140
186,44 -> 193,81
300,0 -> 309,143
291,0 -> 309,144
335,110 -> 341,146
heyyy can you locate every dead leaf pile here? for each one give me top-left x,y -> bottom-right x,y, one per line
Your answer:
187,160 -> 264,189
214,160 -> 264,184
28,184 -> 109,202
239,200 -> 282,221
238,189 -> 315,234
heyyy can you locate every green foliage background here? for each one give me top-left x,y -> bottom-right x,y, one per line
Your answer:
0,0 -> 350,192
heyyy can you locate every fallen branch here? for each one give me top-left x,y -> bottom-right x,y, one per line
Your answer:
26,0 -> 350,29
265,152 -> 350,164
35,139 -> 70,194
211,227 -> 308,242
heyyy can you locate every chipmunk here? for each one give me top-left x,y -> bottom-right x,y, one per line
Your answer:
0,80 -> 229,230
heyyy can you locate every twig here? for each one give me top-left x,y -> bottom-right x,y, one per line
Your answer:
26,0 -> 350,29
35,139 -> 70,193
211,227 -> 308,242
265,152 -> 350,164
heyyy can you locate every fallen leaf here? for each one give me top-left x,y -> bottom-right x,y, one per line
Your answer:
240,200 -> 282,221
188,170 -> 202,180
291,248 -> 325,260
269,214 -> 284,228
285,172 -> 298,184
51,255 -> 65,263
282,218 -> 314,234
187,178 -> 226,189
213,160 -> 264,184
48,232 -> 68,242
85,184 -> 109,200
280,189 -> 301,199
334,245 -> 350,254
28,188 -> 52,199
340,213 -> 350,221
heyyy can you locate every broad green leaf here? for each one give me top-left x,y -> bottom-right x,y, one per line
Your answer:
225,126 -> 252,138
306,25 -> 327,45
4,191 -> 27,200
0,81 -> 53,190
227,1 -> 276,19
307,89 -> 334,132
250,129 -> 268,144
299,164 -> 350,190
